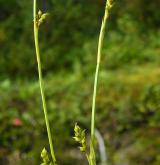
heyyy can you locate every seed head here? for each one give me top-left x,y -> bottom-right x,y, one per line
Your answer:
41,148 -> 53,165
36,10 -> 49,27
106,0 -> 114,9
73,123 -> 87,153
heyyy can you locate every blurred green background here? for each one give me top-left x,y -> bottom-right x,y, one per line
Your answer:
0,0 -> 160,164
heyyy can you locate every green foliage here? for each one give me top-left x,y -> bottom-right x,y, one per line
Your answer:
0,63 -> 160,164
0,0 -> 159,77
0,0 -> 160,165
0,0 -> 102,77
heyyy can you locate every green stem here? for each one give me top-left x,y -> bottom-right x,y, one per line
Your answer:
33,0 -> 57,164
91,0 -> 112,154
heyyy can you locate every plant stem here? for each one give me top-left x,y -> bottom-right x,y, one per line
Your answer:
33,0 -> 57,164
91,0 -> 112,152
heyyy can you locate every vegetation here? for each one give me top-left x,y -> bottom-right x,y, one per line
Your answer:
0,0 -> 159,165
34,0 -> 114,164
33,1 -> 57,164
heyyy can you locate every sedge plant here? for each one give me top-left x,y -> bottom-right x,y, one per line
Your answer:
33,0 -> 57,164
74,0 -> 114,165
33,0 -> 113,164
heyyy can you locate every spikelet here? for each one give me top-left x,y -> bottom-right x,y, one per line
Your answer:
36,10 -> 49,27
73,123 -> 87,153
106,0 -> 114,9
41,148 -> 53,165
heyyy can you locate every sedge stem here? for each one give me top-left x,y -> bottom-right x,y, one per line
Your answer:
91,0 -> 113,156
33,0 -> 57,164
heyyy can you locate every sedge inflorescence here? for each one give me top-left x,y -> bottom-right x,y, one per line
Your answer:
35,10 -> 49,28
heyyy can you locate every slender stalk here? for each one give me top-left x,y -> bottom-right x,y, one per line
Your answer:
91,0 -> 113,152
33,0 -> 57,164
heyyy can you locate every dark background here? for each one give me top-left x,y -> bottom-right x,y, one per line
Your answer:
0,0 -> 160,164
